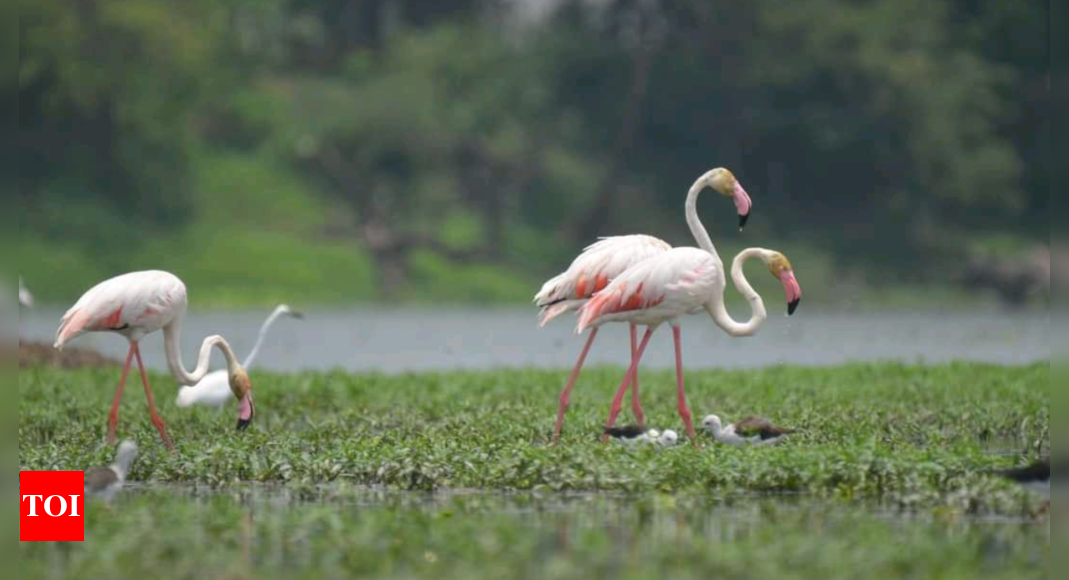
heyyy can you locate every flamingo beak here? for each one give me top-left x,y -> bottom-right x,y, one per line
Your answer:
237,392 -> 255,431
734,183 -> 753,230
231,368 -> 255,431
780,271 -> 802,316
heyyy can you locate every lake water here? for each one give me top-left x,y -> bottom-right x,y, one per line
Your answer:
20,308 -> 1049,374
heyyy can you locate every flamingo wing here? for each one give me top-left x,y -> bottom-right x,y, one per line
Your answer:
535,235 -> 670,326
55,271 -> 187,349
576,248 -> 722,332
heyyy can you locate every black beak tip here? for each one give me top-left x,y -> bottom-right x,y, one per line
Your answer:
739,213 -> 750,230
237,419 -> 252,432
788,299 -> 801,316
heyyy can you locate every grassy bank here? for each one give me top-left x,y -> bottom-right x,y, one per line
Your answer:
20,363 -> 1047,504
19,363 -> 1049,580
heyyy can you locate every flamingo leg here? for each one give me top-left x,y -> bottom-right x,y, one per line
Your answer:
107,344 -> 137,445
552,328 -> 599,444
629,323 -> 646,428
673,326 -> 697,444
602,328 -> 655,441
133,344 -> 174,450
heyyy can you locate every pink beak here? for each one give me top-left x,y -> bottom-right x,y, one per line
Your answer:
734,183 -> 753,230
237,393 -> 255,431
780,271 -> 802,315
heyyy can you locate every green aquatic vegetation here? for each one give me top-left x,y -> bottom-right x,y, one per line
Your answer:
19,363 -> 1049,580
18,489 -> 1049,580
20,363 -> 1047,511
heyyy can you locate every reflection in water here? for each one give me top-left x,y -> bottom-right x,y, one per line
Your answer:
22,308 -> 1048,374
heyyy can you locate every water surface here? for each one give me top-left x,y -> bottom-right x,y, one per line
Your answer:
22,308 -> 1049,374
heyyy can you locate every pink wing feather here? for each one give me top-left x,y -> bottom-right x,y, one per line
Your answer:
55,271 -> 187,349
534,235 -> 670,326
576,248 -> 722,332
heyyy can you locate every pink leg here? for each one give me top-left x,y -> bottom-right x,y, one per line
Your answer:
553,328 -> 599,444
133,344 -> 174,451
673,326 -> 697,444
107,344 -> 137,445
629,323 -> 646,428
601,328 -> 655,441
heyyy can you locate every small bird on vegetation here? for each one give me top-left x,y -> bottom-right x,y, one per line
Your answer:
84,440 -> 139,502
701,414 -> 796,446
604,425 -> 679,448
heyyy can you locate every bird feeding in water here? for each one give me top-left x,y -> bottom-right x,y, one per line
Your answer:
177,304 -> 302,410
577,246 -> 803,445
539,168 -> 756,444
84,440 -> 139,502
604,425 -> 680,448
54,271 -> 255,450
701,414 -> 797,446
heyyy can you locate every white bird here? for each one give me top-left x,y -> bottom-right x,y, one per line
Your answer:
538,168 -> 754,443
19,277 -> 34,308
55,271 -> 254,449
577,239 -> 803,442
604,425 -> 680,448
177,304 -> 302,410
701,414 -> 796,446
84,440 -> 139,501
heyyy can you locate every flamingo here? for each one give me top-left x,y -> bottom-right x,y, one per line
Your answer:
19,277 -> 34,308
54,271 -> 254,450
576,246 -> 803,443
537,168 -> 753,443
177,304 -> 302,410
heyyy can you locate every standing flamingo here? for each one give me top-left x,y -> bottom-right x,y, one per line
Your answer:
537,168 -> 753,443
54,271 -> 254,450
576,246 -> 803,443
177,304 -> 302,409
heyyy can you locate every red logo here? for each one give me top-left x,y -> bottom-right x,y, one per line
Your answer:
20,472 -> 85,542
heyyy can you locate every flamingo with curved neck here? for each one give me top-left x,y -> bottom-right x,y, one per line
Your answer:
54,270 -> 255,449
177,305 -> 302,410
536,168 -> 753,443
575,171 -> 800,443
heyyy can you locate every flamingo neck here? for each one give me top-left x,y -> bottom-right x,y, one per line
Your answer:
163,317 -> 243,386
685,172 -> 722,263
706,248 -> 768,337
243,306 -> 287,369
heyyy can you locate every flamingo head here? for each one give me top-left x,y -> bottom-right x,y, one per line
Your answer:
229,366 -> 255,431
708,168 -> 753,230
765,251 -> 802,316
277,304 -> 304,320
659,430 -> 679,447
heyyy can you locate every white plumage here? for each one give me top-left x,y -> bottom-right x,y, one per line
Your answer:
19,277 -> 33,308
534,235 -> 672,326
177,304 -> 301,409
54,270 -> 255,448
